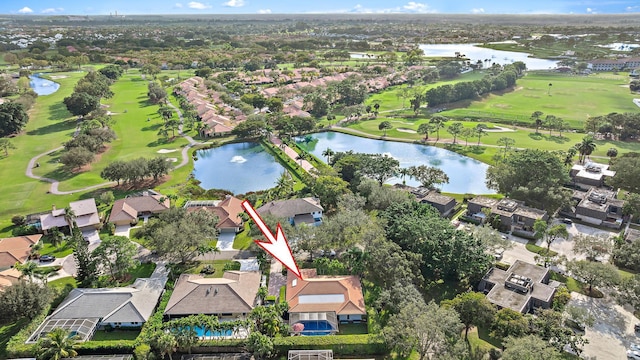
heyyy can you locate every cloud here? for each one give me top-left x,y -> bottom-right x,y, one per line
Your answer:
257,9 -> 271,14
223,0 -> 245,7
175,3 -> 183,8
627,6 -> 640,12
402,2 -> 434,13
17,6 -> 33,14
586,7 -> 596,13
471,8 -> 484,14
188,1 -> 211,9
42,7 -> 63,14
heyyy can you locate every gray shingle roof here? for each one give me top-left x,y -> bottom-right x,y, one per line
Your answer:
257,197 -> 323,219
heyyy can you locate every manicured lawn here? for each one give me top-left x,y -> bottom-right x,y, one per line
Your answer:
525,242 -> 558,257
442,72 -> 638,128
233,223 -> 254,250
123,262 -> 156,284
40,240 -> 74,257
185,260 -> 237,278
365,71 -> 485,112
550,271 -> 603,297
424,279 -> 471,303
48,276 -> 78,290
91,330 -> 140,341
466,326 -> 501,354
0,319 -> 29,359
338,323 -> 368,335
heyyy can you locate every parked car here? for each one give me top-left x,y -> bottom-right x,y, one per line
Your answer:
635,323 -> 640,333
565,318 -> 585,332
561,218 -> 573,225
493,248 -> 505,260
39,255 -> 55,262
631,344 -> 640,352
628,350 -> 640,360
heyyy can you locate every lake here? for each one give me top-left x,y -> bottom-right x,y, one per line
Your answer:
29,74 -> 60,96
193,142 -> 285,194
298,132 -> 496,194
418,43 -> 558,70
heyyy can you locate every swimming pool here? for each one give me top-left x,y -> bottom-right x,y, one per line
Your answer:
179,326 -> 233,338
293,320 -> 335,336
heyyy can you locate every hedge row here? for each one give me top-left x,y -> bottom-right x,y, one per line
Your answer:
76,340 -> 136,355
273,334 -> 386,356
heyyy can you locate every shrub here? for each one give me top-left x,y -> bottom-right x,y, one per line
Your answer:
272,334 -> 386,356
223,261 -> 242,271
134,343 -> 152,360
11,215 -> 26,226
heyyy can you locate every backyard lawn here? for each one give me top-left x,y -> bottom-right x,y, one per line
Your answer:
185,260 -> 239,278
91,329 -> 140,341
40,239 -> 74,258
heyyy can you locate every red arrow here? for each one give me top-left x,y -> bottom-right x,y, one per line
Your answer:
241,200 -> 301,278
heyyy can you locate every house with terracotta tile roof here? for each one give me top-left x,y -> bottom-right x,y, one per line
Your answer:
0,234 -> 42,270
286,269 -> 366,335
164,271 -> 261,320
108,192 -> 170,226
0,267 -> 23,290
40,199 -> 100,234
184,195 -> 244,233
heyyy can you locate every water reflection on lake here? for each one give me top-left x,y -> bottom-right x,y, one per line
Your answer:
29,74 -> 60,96
419,43 -> 558,70
193,142 -> 285,194
299,132 -> 496,194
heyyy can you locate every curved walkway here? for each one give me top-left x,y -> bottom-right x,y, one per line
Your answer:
25,100 -> 205,195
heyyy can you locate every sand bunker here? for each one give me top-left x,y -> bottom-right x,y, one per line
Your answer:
166,158 -> 178,162
50,75 -> 68,79
484,126 -> 515,132
157,149 -> 178,154
397,127 -> 417,134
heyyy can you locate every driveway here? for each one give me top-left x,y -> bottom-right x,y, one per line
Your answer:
217,232 -> 236,251
82,229 -> 100,245
547,221 -> 618,262
114,225 -> 132,237
567,292 -> 639,359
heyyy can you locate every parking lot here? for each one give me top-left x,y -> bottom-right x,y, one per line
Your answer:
567,292 -> 638,359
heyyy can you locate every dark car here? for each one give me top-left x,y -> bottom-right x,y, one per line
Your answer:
561,218 -> 573,225
39,255 -> 56,262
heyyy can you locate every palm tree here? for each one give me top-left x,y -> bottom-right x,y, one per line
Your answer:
321,148 -> 335,164
15,261 -> 38,282
396,167 -> 412,185
531,111 -> 543,134
296,151 -> 309,166
50,227 -> 64,247
575,136 -> 597,163
564,147 -> 578,166
544,115 -> 556,136
171,328 -> 198,355
151,331 -> 177,360
257,286 -> 269,304
275,171 -> 294,196
429,115 -> 447,141
36,328 -> 78,360
157,106 -> 173,123
63,206 -> 76,230
447,122 -> 464,144
474,124 -> 488,146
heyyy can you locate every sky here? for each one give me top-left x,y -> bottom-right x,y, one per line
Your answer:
3,0 -> 640,16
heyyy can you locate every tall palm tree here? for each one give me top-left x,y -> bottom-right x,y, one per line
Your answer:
396,167 -> 411,185
36,328 -> 78,360
63,206 -> 76,230
544,115 -> 556,136
606,148 -> 618,163
429,115 -> 447,141
531,111 -> 544,134
15,261 -> 38,282
321,148 -> 335,164
474,124 -> 488,146
575,136 -> 597,164
50,228 -> 64,248
151,331 -> 177,360
295,151 -> 309,166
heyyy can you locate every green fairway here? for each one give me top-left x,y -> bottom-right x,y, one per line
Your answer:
365,71 -> 485,112
441,72 -> 638,128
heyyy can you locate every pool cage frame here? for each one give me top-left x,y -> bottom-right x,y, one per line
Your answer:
289,312 -> 338,335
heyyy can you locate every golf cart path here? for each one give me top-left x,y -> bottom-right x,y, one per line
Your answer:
25,101 -> 209,195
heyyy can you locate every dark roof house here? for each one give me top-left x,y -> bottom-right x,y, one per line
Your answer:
164,271 -> 261,319
184,196 -> 244,232
109,193 -> 170,226
257,197 -> 323,226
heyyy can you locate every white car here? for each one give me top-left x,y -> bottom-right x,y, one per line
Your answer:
628,350 -> 640,360
631,344 -> 640,352
493,248 -> 505,260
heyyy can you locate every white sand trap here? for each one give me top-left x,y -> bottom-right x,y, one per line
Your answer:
634,99 -> 640,108
157,149 -> 178,154
484,126 -> 516,132
397,127 -> 417,134
50,75 -> 68,79
166,158 -> 178,162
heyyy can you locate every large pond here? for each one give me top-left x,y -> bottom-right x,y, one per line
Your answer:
193,142 -> 285,194
298,132 -> 496,194
418,43 -> 558,70
29,74 -> 60,96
